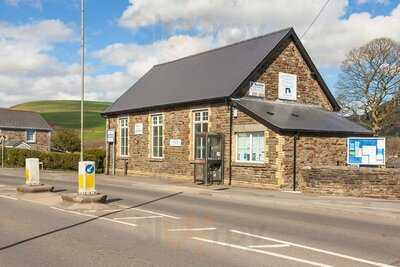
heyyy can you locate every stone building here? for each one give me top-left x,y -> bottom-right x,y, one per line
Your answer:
102,28 -> 371,189
0,108 -> 52,151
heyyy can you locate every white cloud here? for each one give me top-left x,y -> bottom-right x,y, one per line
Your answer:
118,0 -> 400,67
4,0 -> 42,9
0,19 -> 131,107
2,1 -> 400,108
93,35 -> 213,79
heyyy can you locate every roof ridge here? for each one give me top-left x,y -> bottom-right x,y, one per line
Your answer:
154,27 -> 293,68
0,108 -> 40,114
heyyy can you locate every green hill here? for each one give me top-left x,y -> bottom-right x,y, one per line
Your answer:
12,100 -> 111,143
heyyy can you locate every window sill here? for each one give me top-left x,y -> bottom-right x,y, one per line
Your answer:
232,162 -> 266,168
149,158 -> 164,162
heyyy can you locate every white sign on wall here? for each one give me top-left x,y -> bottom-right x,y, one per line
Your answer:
249,82 -> 265,97
134,123 -> 143,135
106,129 -> 115,143
169,139 -> 182,147
278,72 -> 297,101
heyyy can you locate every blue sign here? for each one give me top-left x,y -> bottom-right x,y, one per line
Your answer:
85,164 -> 95,174
347,138 -> 385,166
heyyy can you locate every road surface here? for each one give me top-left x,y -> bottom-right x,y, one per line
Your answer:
0,170 -> 399,267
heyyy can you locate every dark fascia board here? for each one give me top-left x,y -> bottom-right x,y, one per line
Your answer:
102,97 -> 228,117
0,126 -> 52,131
230,28 -> 341,111
232,100 -> 372,137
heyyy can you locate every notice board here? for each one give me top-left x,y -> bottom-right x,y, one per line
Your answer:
347,137 -> 385,166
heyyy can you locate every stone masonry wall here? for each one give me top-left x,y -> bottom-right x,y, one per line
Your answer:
254,41 -> 333,111
106,103 -> 231,180
281,136 -> 347,189
0,128 -> 50,151
300,166 -> 400,199
231,108 -> 280,188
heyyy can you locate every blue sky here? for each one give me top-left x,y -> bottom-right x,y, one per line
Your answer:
0,0 -> 399,107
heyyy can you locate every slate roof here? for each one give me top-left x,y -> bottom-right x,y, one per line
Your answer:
233,98 -> 372,136
103,27 -> 339,116
0,109 -> 52,131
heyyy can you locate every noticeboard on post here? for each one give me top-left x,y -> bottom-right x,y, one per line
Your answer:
347,137 -> 385,166
106,129 -> 115,143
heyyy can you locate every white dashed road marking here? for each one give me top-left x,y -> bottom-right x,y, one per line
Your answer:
192,237 -> 332,267
231,230 -> 395,267
0,194 -> 17,200
168,227 -> 216,232
50,207 -> 137,227
114,215 -> 163,220
248,244 -> 290,248
131,208 -> 180,219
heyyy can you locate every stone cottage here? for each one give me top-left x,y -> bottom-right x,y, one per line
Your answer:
0,108 -> 52,151
102,28 -> 371,189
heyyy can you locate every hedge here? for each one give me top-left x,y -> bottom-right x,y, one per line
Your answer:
2,148 -> 106,173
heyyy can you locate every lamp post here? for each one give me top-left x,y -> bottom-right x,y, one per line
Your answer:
80,0 -> 85,162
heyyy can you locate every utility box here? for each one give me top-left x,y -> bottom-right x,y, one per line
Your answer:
78,161 -> 96,195
25,158 -> 40,186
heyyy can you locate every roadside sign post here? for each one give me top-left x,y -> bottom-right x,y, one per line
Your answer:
106,129 -> 115,176
0,135 -> 6,169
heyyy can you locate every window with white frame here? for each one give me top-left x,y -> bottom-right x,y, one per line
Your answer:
119,118 -> 129,157
193,110 -> 208,159
151,114 -> 163,158
26,129 -> 36,143
236,132 -> 265,163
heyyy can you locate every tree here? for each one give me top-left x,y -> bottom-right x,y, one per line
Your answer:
336,38 -> 400,134
51,129 -> 80,152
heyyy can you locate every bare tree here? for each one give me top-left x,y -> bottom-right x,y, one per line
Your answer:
336,38 -> 400,134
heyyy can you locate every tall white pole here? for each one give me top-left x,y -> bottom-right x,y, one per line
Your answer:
80,0 -> 85,162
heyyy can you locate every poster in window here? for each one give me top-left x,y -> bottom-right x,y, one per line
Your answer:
278,72 -> 297,101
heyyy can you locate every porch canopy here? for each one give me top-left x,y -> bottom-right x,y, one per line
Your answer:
233,97 -> 372,136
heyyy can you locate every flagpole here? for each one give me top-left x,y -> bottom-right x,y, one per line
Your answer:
80,0 -> 85,162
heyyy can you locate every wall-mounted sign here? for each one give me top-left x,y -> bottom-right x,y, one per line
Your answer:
134,123 -> 143,135
169,139 -> 182,147
106,129 -> 115,143
347,137 -> 385,166
248,82 -> 265,97
278,72 -> 297,101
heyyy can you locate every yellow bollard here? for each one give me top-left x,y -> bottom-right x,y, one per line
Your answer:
78,161 -> 96,195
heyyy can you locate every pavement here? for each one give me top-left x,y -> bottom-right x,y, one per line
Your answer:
0,168 -> 399,267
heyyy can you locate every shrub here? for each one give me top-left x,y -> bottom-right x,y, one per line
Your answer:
2,148 -> 106,173
51,129 -> 81,152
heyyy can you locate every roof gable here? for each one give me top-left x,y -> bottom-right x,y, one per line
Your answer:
104,28 -> 339,115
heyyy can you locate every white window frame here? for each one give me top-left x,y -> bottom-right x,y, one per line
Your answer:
235,132 -> 265,163
151,114 -> 164,159
193,110 -> 209,160
26,129 -> 36,143
119,117 -> 129,157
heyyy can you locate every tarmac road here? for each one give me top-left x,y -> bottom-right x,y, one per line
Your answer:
0,170 -> 399,267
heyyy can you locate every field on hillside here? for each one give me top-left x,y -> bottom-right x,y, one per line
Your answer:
12,100 -> 111,146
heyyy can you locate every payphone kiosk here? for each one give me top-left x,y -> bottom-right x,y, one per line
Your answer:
193,132 -> 224,185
